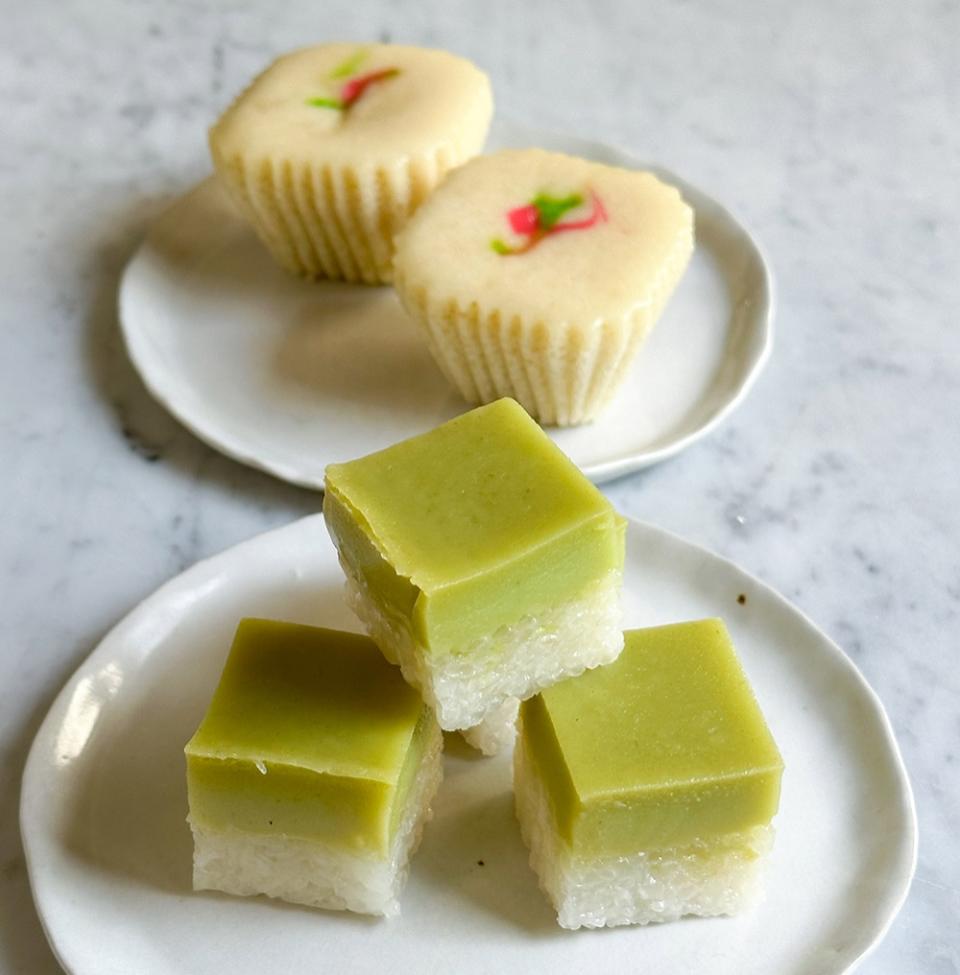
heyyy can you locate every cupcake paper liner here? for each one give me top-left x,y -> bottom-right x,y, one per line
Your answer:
211,143 -> 468,285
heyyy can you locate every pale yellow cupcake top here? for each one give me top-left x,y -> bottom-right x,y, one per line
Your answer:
393,148 -> 694,325
210,43 -> 493,167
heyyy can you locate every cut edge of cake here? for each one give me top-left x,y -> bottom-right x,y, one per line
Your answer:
190,719 -> 443,918
341,562 -> 624,730
513,716 -> 775,930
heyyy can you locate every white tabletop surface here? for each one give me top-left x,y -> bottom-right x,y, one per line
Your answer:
2,1 -> 957,972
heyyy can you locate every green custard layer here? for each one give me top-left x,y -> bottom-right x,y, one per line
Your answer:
324,398 -> 625,653
521,619 -> 784,856
185,619 -> 432,855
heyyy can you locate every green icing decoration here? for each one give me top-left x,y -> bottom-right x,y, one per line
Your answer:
491,189 -> 606,256
306,51 -> 400,113
532,193 -> 583,230
306,95 -> 344,110
330,49 -> 368,79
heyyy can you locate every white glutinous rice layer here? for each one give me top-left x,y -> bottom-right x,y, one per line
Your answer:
514,734 -> 774,930
343,565 -> 624,731
189,722 -> 443,918
460,698 -> 519,756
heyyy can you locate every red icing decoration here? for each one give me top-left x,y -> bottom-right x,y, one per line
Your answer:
492,190 -> 607,256
340,68 -> 400,108
508,204 -> 541,235
551,191 -> 608,233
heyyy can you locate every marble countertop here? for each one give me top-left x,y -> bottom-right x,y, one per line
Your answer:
2,0 -> 958,971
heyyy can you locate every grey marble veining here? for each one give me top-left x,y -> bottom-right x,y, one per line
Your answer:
1,0 -> 958,971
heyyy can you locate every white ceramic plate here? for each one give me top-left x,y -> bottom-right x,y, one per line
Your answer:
22,516 -> 914,975
119,120 -> 773,486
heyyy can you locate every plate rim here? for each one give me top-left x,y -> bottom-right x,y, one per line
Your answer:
117,118 -> 775,489
20,514 -> 916,975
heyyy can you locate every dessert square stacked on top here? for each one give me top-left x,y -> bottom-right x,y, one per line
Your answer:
323,397 -> 626,734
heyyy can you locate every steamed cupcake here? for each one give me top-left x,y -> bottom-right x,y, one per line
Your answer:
392,148 -> 694,425
209,43 -> 493,284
